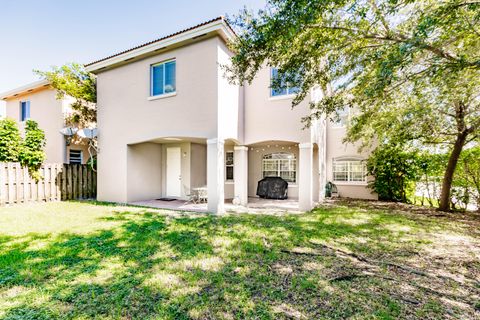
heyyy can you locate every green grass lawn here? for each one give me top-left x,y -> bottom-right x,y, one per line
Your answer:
0,200 -> 479,319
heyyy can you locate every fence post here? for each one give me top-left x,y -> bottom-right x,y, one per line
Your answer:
78,164 -> 83,199
23,166 -> 29,203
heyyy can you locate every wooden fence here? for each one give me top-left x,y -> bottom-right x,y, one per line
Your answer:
0,163 -> 96,205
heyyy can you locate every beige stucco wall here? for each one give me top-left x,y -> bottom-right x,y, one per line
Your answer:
326,122 -> 377,200
96,36 -> 229,202
217,40 -> 243,142
243,67 -> 311,145
96,37 -> 220,145
191,143 -> 207,189
127,143 -> 162,202
5,88 -> 66,163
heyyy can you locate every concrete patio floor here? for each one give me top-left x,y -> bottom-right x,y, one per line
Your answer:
130,197 -> 304,214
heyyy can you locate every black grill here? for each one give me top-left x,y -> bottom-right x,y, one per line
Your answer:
256,177 -> 288,200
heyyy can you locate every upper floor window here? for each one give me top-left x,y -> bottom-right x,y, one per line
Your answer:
270,68 -> 300,97
151,60 -> 176,97
20,101 -> 30,121
225,151 -> 234,181
262,152 -> 297,183
333,158 -> 366,183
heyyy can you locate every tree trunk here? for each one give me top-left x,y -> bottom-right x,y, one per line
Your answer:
438,132 -> 467,211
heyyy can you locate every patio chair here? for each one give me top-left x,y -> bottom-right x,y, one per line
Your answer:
183,185 -> 198,204
198,186 -> 208,203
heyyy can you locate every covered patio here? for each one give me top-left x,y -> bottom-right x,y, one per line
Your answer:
130,197 -> 304,214
125,137 -> 320,214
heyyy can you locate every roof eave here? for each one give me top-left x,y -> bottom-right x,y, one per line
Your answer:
86,19 -> 236,74
0,79 -> 50,101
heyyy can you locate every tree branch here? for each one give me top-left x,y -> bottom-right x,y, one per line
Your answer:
369,0 -> 391,34
449,1 -> 480,9
311,24 -> 465,65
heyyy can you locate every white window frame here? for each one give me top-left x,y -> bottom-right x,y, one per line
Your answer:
262,152 -> 297,183
225,151 -> 234,182
332,158 -> 367,184
20,100 -> 30,122
69,149 -> 83,164
270,68 -> 300,98
150,59 -> 176,98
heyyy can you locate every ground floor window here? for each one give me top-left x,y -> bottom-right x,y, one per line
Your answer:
333,158 -> 366,182
262,152 -> 296,183
226,151 -> 234,181
69,149 -> 83,164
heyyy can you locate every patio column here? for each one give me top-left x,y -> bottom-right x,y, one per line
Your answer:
299,142 -> 314,211
234,146 -> 249,206
207,138 -> 225,214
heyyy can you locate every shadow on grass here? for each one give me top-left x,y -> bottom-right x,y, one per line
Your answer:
0,202 -> 477,319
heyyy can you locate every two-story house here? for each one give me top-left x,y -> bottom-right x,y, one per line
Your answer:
85,17 -> 376,213
0,81 -> 92,164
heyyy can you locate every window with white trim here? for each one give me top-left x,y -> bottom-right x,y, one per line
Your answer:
151,60 -> 176,96
20,101 -> 30,121
270,68 -> 300,97
262,152 -> 296,183
69,150 -> 83,164
225,151 -> 234,181
333,158 -> 366,182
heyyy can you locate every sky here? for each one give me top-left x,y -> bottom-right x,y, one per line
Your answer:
0,0 -> 266,116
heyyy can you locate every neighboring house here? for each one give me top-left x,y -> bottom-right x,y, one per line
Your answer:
0,101 -> 5,118
85,17 -> 376,213
0,81 -> 92,164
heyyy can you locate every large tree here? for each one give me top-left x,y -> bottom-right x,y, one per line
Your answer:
227,0 -> 480,211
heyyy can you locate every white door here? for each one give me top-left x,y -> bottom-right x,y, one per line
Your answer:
166,147 -> 182,197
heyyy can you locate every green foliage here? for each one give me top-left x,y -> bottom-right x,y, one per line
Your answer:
415,152 -> 448,207
18,120 -> 46,180
0,118 -> 22,162
227,0 -> 480,210
87,154 -> 97,170
366,144 -> 421,202
454,146 -> 480,211
368,144 -> 480,211
35,63 -> 96,127
0,119 -> 46,179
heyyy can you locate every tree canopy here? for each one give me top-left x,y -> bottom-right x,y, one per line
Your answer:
227,0 -> 480,211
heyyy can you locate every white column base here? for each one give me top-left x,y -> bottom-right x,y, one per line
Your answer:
299,142 -> 314,211
234,146 -> 248,206
207,138 -> 225,214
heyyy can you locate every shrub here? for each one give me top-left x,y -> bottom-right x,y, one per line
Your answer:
0,118 -> 22,162
18,120 -> 46,180
366,144 -> 421,202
